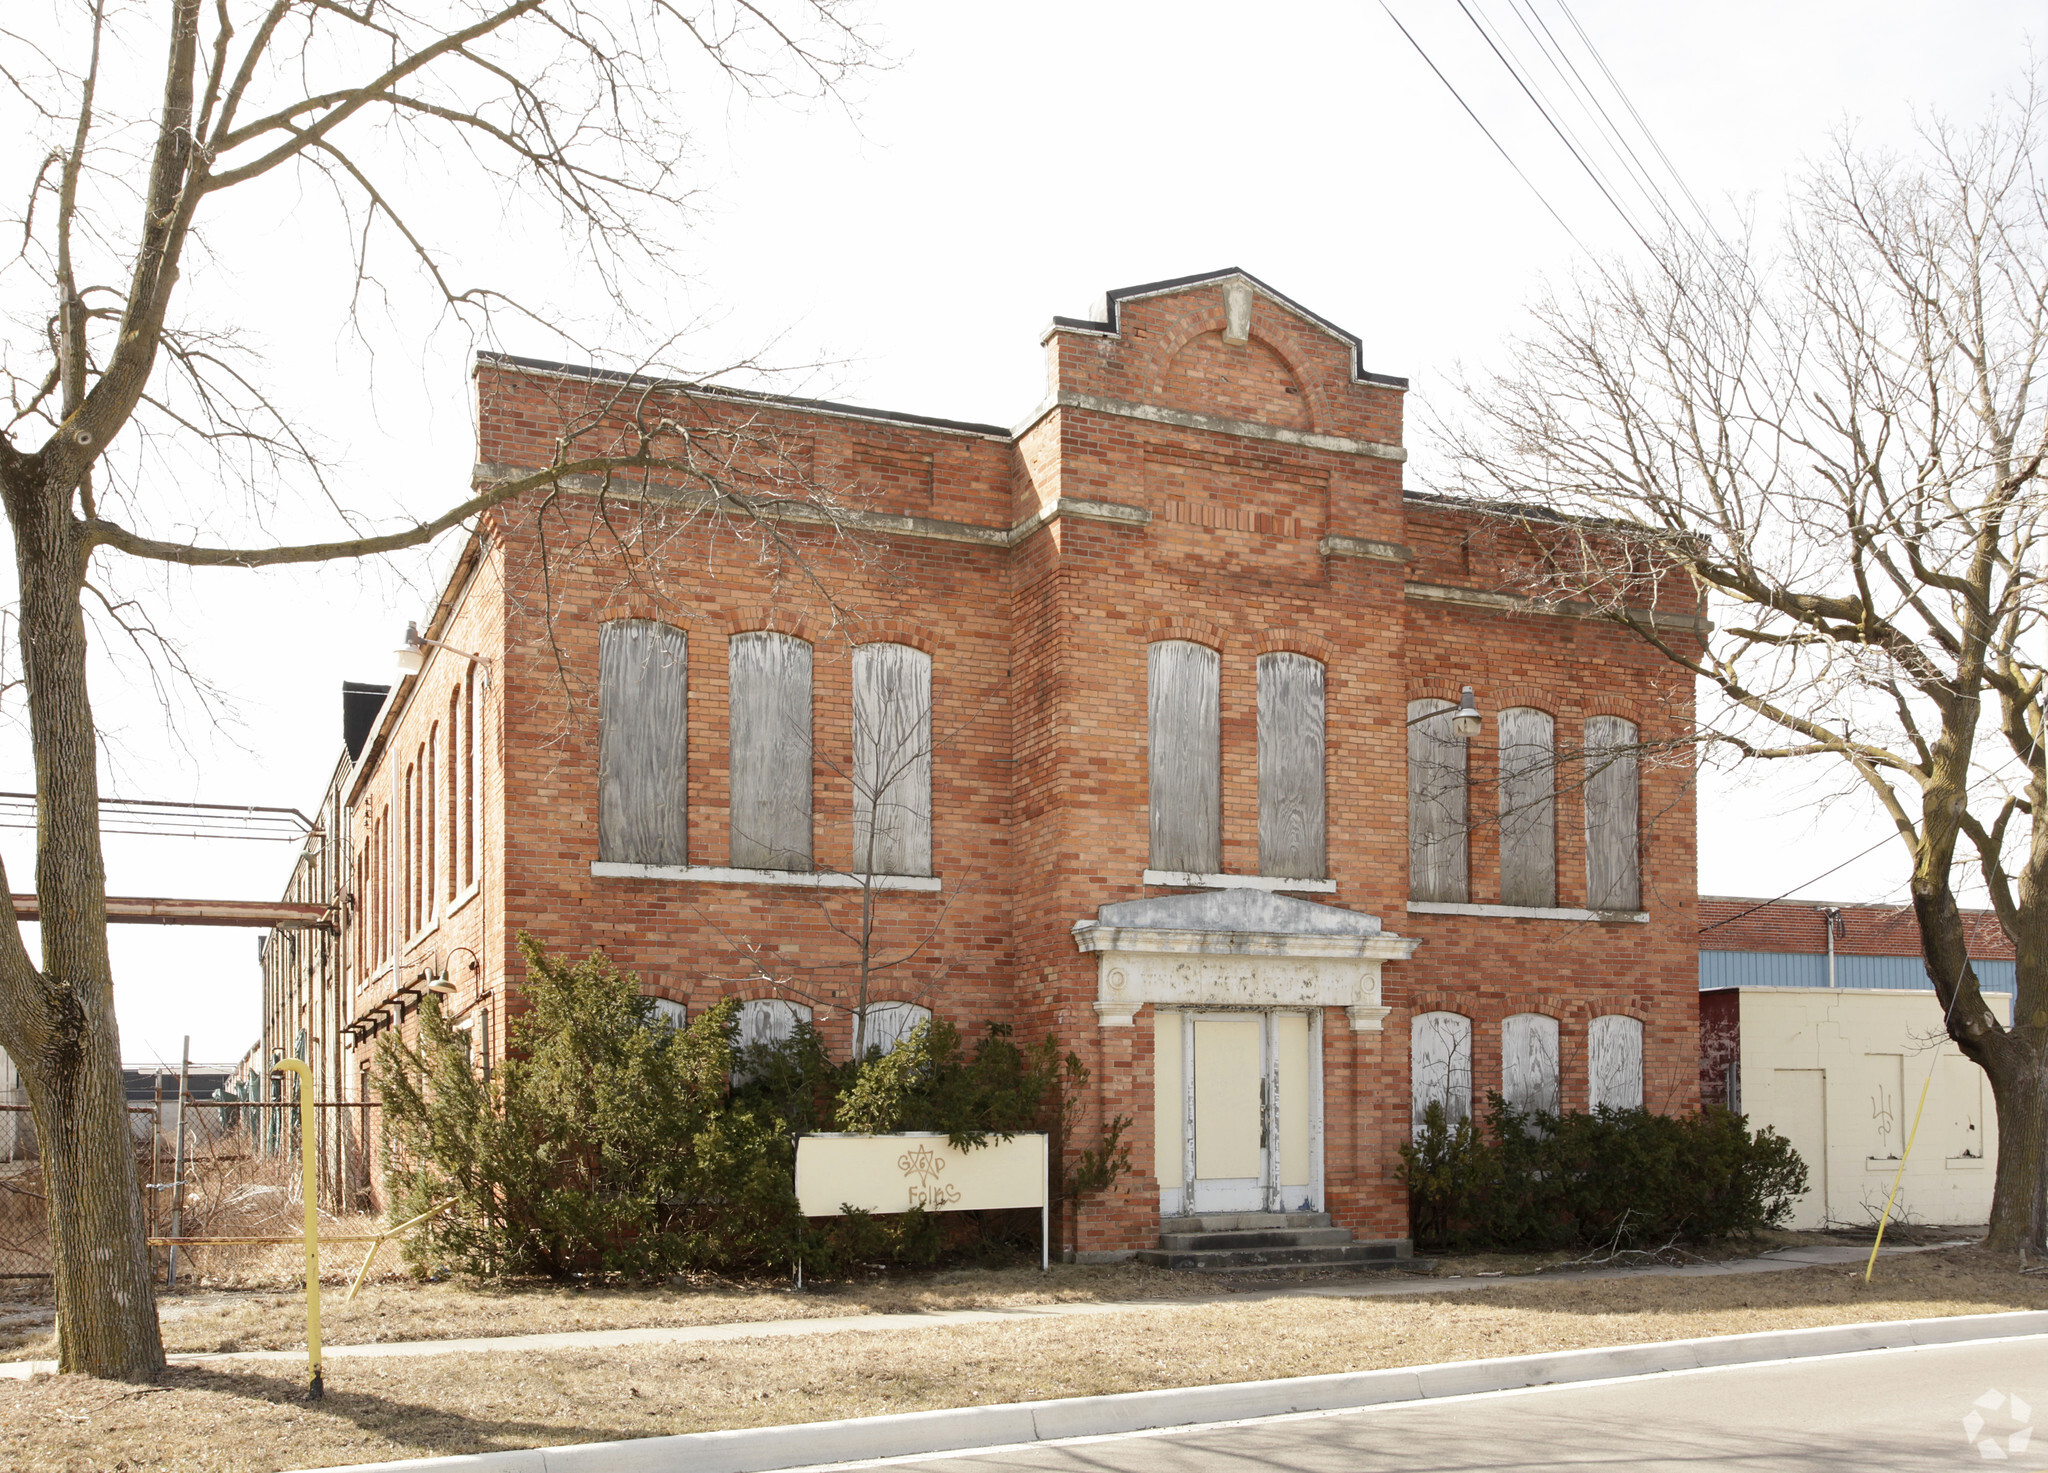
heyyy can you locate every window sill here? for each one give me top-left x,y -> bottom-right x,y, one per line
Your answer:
1945,1155 -> 1987,1170
1142,870 -> 1335,894
591,862 -> 941,892
1405,901 -> 1649,924
445,885 -> 480,920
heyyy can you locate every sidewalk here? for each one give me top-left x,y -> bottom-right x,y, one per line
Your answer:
0,1239 -> 1963,1379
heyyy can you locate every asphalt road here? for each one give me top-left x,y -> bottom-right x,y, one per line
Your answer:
856,1336 -> 2048,1473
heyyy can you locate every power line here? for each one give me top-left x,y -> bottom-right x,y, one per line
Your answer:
1375,0 -> 1594,255
1696,834 -> 1898,934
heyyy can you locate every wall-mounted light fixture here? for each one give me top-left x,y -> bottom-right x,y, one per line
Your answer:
394,620 -> 494,687
1405,685 -> 1485,737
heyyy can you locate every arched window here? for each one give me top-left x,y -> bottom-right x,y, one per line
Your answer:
737,998 -> 812,1050
728,631 -> 812,870
1257,652 -> 1325,879
1589,1015 -> 1645,1110
1410,1010 -> 1473,1136
1408,700 -> 1468,902
1584,716 -> 1641,910
648,998 -> 686,1029
854,1001 -> 931,1059
446,689 -> 461,902
423,728 -> 437,921
1501,1013 -> 1560,1116
598,620 -> 689,865
1149,641 -> 1221,873
853,643 -> 932,876
1497,708 -> 1556,908
462,663 -> 478,890
401,764 -> 415,935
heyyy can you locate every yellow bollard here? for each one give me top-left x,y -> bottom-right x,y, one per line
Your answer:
270,1059 -> 323,1400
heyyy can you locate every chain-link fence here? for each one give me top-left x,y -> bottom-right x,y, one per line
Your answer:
0,1100 -> 380,1282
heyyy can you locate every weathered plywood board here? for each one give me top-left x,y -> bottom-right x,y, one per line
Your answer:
853,642 -> 933,877
1411,1009 -> 1473,1135
1149,641 -> 1222,873
855,1000 -> 930,1058
1502,1012 -> 1561,1116
1407,700 -> 1468,903
729,631 -> 814,870
1258,653 -> 1326,880
1588,1013 -> 1644,1110
597,620 -> 688,866
1584,714 -> 1641,910
796,1132 -> 1047,1216
1497,706 -> 1557,908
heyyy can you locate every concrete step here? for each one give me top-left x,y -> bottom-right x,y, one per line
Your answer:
1135,1241 -> 1410,1272
1154,1227 -> 1356,1251
1158,1212 -> 1332,1234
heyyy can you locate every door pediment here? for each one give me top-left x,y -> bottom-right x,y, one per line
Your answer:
1072,888 -> 1419,1030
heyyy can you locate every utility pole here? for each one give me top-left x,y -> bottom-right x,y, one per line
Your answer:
168,1037 -> 191,1289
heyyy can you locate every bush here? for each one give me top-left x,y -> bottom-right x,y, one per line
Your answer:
1396,1094 -> 1808,1252
378,936 -> 1131,1280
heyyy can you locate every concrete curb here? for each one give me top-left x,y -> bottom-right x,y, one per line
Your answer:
285,1309 -> 2048,1473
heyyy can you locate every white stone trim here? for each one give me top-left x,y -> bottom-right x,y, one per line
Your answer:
1404,580 -> 1712,636
1319,535 -> 1409,564
592,862 -> 941,892
1013,391 -> 1406,462
1142,870 -> 1336,894
1405,900 -> 1647,924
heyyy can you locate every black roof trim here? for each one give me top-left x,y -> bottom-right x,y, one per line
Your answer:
1048,269 -> 1409,390
476,353 -> 1013,439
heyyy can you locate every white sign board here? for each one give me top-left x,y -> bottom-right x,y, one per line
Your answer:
796,1132 -> 1048,1217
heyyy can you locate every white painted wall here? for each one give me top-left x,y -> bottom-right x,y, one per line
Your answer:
1736,988 -> 2005,1231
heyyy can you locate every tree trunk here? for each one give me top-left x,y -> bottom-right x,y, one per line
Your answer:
0,457 -> 165,1378
1981,1027 -> 2048,1255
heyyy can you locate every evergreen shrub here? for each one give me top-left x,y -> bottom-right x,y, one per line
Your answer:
377,935 -> 1129,1280
1396,1094 -> 1809,1252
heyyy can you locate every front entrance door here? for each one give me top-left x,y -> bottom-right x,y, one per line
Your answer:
1155,1008 -> 1321,1217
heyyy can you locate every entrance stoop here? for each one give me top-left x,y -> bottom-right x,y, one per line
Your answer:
1137,1212 -> 1413,1272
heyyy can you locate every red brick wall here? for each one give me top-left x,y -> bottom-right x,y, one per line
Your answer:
343,277 -> 1701,1254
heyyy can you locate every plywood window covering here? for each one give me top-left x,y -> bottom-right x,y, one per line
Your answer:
421,733 -> 436,927
1407,699 -> 1468,902
1410,1010 -> 1473,1136
597,620 -> 689,866
1501,1013 -> 1561,1116
1148,641 -> 1222,874
1257,652 -> 1326,880
446,693 -> 460,903
1588,1014 -> 1645,1110
462,664 -> 478,890
1497,707 -> 1557,908
733,998 -> 813,1085
855,1001 -> 931,1059
649,998 -> 686,1028
853,642 -> 933,877
728,631 -> 813,870
1584,715 -> 1641,910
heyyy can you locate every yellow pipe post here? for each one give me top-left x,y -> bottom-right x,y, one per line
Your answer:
270,1058 -> 323,1399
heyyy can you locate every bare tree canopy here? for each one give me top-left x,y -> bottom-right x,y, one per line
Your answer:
1438,83 -> 2048,1251
0,0 -> 874,1379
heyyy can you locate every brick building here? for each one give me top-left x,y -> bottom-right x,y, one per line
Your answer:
336,270 -> 1701,1259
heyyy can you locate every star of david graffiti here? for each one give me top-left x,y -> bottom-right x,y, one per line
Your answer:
897,1143 -> 963,1210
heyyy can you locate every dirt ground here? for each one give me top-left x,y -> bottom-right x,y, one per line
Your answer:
2,1244 -> 2043,1473
2,1227 -> 1910,1361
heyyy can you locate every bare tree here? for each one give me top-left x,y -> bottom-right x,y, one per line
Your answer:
0,0 -> 874,1377
1437,85 -> 2048,1250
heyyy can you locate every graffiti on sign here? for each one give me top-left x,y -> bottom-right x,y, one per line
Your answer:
897,1143 -> 963,1210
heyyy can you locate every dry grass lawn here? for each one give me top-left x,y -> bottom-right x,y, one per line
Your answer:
3,1246 -> 2044,1473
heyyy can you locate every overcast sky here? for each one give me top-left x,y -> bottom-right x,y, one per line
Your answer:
2,0 -> 2038,1064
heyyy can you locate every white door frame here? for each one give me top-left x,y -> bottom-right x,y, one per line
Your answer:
1176,1007 -> 1323,1216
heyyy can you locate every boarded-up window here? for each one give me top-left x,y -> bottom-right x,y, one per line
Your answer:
853,643 -> 932,877
733,999 -> 812,1085
1149,641 -> 1221,873
728,632 -> 813,871
1408,700 -> 1468,902
855,1001 -> 931,1059
1411,1011 -> 1473,1136
1589,1014 -> 1644,1110
649,998 -> 686,1029
1502,1013 -> 1561,1116
598,620 -> 688,866
1584,715 -> 1641,910
1258,653 -> 1326,879
1498,707 -> 1556,908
